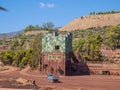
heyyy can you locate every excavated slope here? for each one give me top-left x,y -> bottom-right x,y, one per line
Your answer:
59,14 -> 120,31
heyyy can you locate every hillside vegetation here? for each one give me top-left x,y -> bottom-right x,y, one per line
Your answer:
71,25 -> 120,62
0,13 -> 120,69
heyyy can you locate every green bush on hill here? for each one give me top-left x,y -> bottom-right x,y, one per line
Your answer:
0,24 -> 120,68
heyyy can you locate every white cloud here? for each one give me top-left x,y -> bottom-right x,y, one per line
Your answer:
40,2 -> 55,8
40,2 -> 45,8
47,4 -> 55,8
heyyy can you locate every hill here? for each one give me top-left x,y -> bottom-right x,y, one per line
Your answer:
59,14 -> 120,31
0,30 -> 23,40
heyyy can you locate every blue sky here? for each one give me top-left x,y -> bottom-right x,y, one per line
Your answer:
0,0 -> 120,33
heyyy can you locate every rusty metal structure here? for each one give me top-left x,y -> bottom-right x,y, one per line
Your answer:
42,32 -> 72,75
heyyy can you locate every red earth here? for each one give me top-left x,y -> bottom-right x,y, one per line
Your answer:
0,66 -> 120,90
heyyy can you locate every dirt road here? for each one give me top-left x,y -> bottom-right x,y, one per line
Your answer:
0,66 -> 120,90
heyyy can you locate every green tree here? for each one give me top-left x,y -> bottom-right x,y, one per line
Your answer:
12,49 -> 34,67
42,22 -> 54,31
91,35 -> 103,61
25,48 -> 34,65
34,25 -> 41,30
0,50 -> 15,65
10,39 -> 19,50
73,38 -> 85,55
13,50 -> 25,66
105,26 -> 120,49
31,33 -> 42,69
24,25 -> 35,32
73,38 -> 86,62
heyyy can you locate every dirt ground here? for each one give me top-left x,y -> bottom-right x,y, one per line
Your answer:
0,66 -> 120,90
